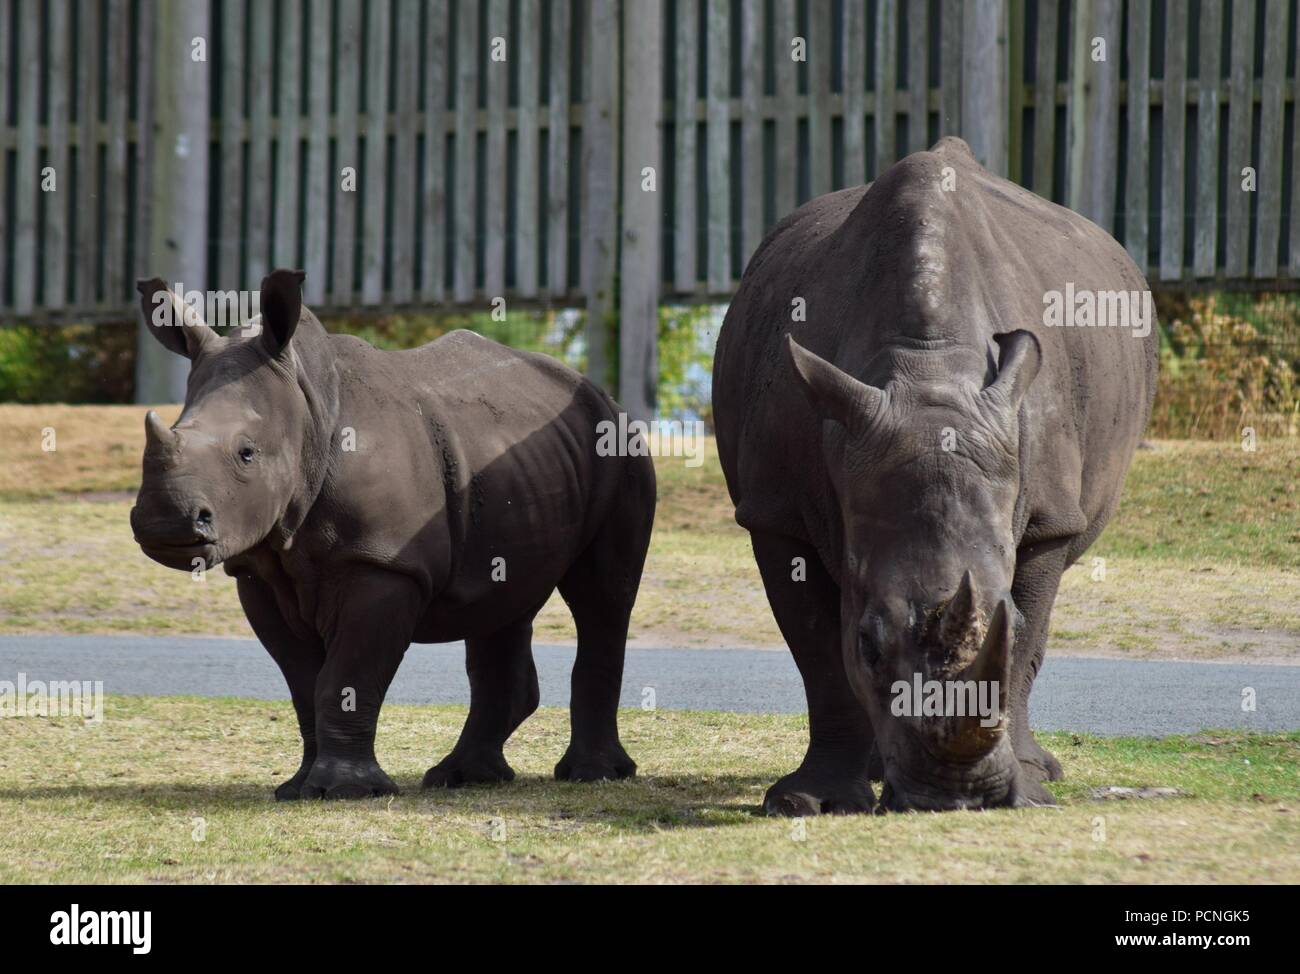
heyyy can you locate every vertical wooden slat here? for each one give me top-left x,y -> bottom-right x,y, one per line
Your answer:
546,0 -> 570,296
483,0 -> 508,299
453,0 -> 478,302
303,0 -> 331,304
515,0 -> 540,297
620,0 -> 663,420
220,0 -> 246,288
332,0 -> 361,304
1253,0 -> 1286,278
1124,0 -> 1150,272
906,0 -> 927,154
360,0 -> 389,304
104,0 -> 130,302
961,0 -> 1007,175
274,0 -> 302,271
939,0 -> 962,135
45,0 -> 71,309
1290,5 -> 1300,276
740,0 -> 763,260
247,0 -> 273,283
390,0 -> 420,304
773,0 -> 797,215
583,0 -> 620,385
1193,0 -> 1221,276
705,0 -> 730,291
1158,0 -> 1186,282
1224,0 -> 1254,278
1078,0 -> 1120,230
1032,0 -> 1058,197
674,0 -> 699,291
12,0 -> 39,312
0,0 -> 9,309
875,0 -> 897,174
133,0 -> 155,297
843,0 -> 866,184
1007,0 -> 1023,185
420,0 -> 448,302
807,0 -> 831,196
75,0 -> 100,306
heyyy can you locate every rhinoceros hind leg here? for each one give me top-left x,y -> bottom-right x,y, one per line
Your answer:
751,531 -> 876,816
423,617 -> 540,789
553,457 -> 654,783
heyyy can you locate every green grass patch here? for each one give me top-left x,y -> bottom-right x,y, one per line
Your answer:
0,696 -> 1295,884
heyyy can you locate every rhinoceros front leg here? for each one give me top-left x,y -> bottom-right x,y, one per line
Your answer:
751,531 -> 876,815
236,575 -> 326,801
299,568 -> 421,799
1009,536 -> 1073,791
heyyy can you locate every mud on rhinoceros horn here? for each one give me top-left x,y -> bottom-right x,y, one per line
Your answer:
939,569 -> 981,649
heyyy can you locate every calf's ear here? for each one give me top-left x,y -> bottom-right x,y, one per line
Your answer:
136,278 -> 215,359
786,336 -> 886,436
984,330 -> 1041,410
259,269 -> 306,356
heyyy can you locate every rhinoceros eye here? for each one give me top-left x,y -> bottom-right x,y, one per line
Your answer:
858,621 -> 882,670
238,445 -> 255,464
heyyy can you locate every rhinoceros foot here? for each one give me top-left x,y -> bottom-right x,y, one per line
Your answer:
762,769 -> 874,817
273,762 -> 315,802
554,743 -> 637,783
1012,730 -> 1065,783
296,755 -> 400,800
422,747 -> 516,789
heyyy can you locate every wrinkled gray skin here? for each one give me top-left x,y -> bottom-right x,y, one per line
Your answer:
131,270 -> 654,799
714,138 -> 1157,813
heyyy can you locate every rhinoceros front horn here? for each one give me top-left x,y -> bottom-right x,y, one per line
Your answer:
144,410 -> 175,450
940,569 -> 980,648
961,598 -> 1013,716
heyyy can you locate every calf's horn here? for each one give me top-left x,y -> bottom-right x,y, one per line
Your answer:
144,410 -> 175,450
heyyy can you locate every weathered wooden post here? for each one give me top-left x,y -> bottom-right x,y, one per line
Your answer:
582,0 -> 620,392
960,0 -> 1008,176
135,0 -> 210,404
619,0 -> 664,422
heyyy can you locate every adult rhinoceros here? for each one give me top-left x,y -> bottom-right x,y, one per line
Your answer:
713,137 -> 1157,813
131,270 -> 654,798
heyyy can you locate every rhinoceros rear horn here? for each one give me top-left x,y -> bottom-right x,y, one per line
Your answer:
259,268 -> 306,357
137,277 -> 214,360
940,569 -> 980,648
786,336 -> 885,436
984,329 -> 1041,410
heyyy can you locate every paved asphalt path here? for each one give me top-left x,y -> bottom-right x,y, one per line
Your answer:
0,635 -> 1295,736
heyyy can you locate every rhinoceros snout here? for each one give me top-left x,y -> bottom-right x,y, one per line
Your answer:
130,496 -> 218,550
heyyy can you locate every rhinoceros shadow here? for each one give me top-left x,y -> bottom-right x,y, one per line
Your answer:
0,776 -> 782,829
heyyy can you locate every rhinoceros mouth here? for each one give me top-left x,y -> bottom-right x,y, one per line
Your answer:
137,539 -> 219,570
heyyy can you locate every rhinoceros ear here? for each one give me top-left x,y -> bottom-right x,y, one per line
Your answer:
787,336 -> 886,435
984,330 -> 1041,410
136,278 -> 214,359
259,269 -> 306,357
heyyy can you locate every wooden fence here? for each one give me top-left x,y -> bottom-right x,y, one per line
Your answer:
1,0 -> 1298,410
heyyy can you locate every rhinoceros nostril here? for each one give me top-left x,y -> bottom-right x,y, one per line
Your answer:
195,509 -> 214,533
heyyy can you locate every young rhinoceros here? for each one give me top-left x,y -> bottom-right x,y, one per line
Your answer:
714,137 -> 1157,814
131,270 -> 654,799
